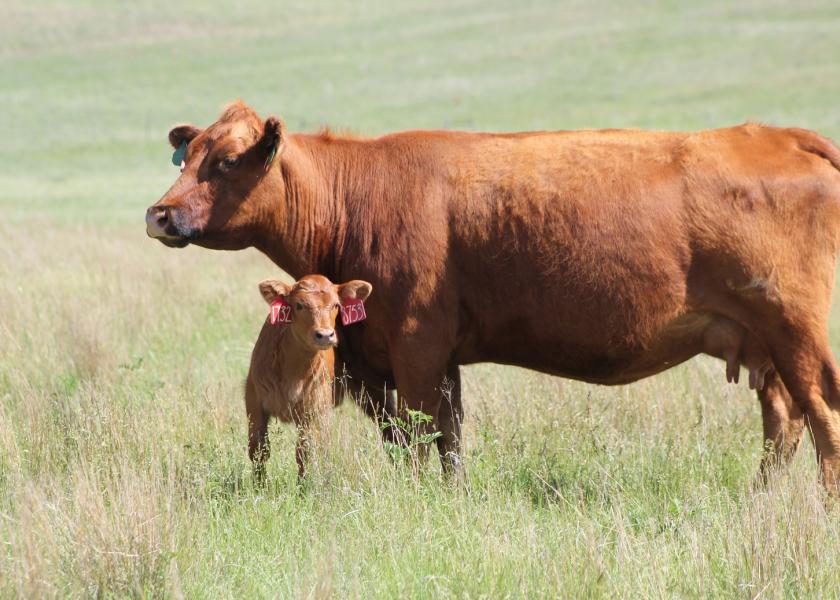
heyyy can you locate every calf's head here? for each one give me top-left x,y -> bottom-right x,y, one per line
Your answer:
258,274 -> 373,352
146,101 -> 285,249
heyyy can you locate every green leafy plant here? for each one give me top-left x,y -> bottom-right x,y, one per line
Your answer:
381,409 -> 442,466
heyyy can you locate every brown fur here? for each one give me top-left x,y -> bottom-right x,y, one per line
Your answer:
246,274 -> 372,480
148,102 -> 840,490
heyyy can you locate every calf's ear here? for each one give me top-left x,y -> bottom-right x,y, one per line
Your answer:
338,280 -> 373,302
258,279 -> 293,304
261,116 -> 285,169
168,124 -> 202,149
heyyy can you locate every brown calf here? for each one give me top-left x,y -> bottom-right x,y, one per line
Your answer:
246,274 -> 372,480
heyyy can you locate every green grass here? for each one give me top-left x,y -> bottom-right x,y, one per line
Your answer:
3,0 -> 840,597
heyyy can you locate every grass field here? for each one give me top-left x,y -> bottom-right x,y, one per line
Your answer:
3,0 -> 840,597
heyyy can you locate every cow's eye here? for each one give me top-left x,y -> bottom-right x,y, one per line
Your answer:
295,303 -> 303,310
219,156 -> 239,171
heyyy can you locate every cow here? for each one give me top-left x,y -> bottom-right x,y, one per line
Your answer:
147,100 -> 840,491
247,274 -> 373,480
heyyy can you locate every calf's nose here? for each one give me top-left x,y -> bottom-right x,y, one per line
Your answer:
145,205 -> 170,237
314,329 -> 336,345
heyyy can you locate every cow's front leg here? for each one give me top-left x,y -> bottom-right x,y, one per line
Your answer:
337,372 -> 401,447
436,365 -> 464,480
390,337 -> 457,476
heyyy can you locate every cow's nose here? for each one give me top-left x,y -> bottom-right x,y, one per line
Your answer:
314,329 -> 336,345
145,205 -> 169,237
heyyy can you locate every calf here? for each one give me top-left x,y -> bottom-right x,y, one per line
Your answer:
245,274 -> 373,480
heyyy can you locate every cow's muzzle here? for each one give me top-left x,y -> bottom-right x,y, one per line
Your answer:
145,205 -> 190,247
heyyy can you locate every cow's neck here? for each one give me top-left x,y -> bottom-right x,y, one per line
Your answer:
256,134 -> 370,280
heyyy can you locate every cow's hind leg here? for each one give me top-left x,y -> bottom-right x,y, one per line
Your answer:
763,329 -> 840,493
757,370 -> 805,481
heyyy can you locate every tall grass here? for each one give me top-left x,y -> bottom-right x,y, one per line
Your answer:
2,225 -> 840,597
3,0 -> 840,596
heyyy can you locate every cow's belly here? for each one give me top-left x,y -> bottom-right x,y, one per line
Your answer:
463,312 -> 738,385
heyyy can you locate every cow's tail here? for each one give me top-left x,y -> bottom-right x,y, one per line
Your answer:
790,127 -> 840,173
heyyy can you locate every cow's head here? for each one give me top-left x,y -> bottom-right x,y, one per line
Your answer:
258,274 -> 373,352
146,101 -> 284,249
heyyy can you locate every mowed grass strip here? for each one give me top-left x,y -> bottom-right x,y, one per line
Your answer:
2,0 -> 840,597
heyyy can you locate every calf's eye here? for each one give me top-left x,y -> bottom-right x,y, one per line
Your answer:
296,303 -> 303,310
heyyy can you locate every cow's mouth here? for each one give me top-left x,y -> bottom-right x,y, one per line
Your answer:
157,236 -> 190,248
146,227 -> 191,248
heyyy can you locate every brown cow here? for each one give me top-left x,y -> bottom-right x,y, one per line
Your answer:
247,274 -> 373,480
147,101 -> 840,491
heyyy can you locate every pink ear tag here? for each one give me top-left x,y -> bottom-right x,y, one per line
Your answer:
269,298 -> 293,325
340,298 -> 367,326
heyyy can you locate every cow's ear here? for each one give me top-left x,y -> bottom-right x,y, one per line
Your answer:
259,279 -> 292,304
261,116 -> 285,169
168,124 -> 202,149
338,280 -> 373,302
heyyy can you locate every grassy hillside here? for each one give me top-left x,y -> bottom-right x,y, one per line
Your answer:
2,0 -> 840,596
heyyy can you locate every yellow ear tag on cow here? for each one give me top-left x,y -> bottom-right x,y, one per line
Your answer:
172,140 -> 187,167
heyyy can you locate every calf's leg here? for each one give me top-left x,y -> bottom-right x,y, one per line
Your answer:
295,426 -> 311,480
294,405 -> 331,480
245,376 -> 269,485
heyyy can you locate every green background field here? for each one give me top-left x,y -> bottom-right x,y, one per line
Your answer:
2,1 -> 840,597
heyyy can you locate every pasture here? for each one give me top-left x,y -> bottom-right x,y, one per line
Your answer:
3,0 -> 840,596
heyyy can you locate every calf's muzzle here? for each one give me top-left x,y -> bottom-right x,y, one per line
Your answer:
314,328 -> 337,347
